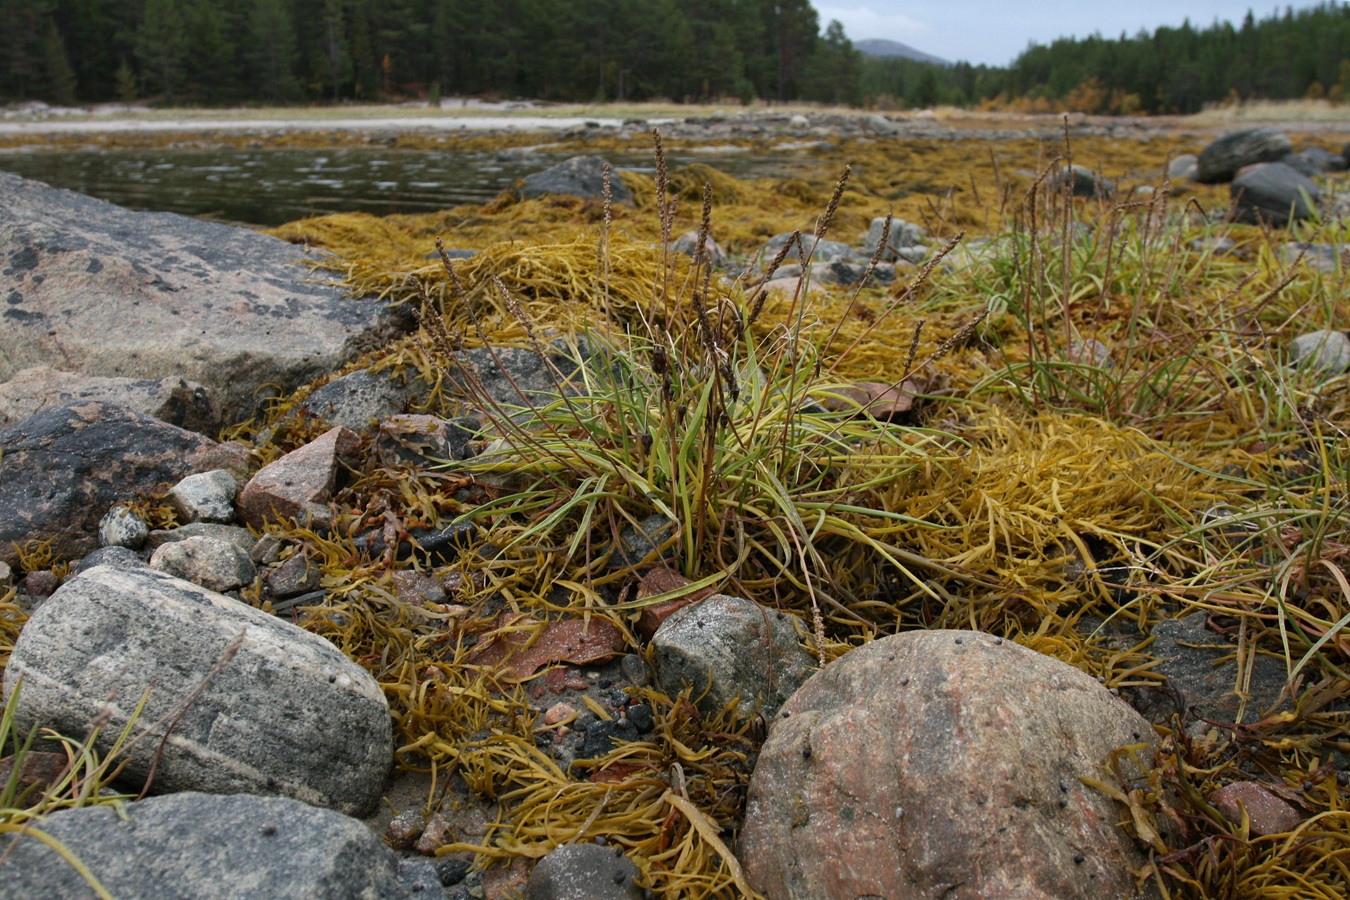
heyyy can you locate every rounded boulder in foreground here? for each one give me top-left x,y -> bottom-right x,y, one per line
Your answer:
741,630 -> 1161,899
2,565 -> 392,816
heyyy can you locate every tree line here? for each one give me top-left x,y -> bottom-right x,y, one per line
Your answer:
0,0 -> 859,106
0,0 -> 1345,114
863,3 -> 1350,114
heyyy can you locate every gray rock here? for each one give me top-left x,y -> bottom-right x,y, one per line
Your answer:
150,535 -> 257,593
266,551 -> 323,599
1136,614 -> 1289,728
1277,242 -> 1345,274
1189,236 -> 1238,256
863,114 -> 900,136
1197,127 -> 1294,182
0,792 -> 421,900
271,368 -> 426,441
758,233 -> 858,267
0,365 -> 220,434
741,630 -> 1161,899
71,545 -> 149,575
170,469 -> 239,524
862,216 -> 927,263
525,843 -> 644,900
1288,329 -> 1350,373
672,231 -> 727,267
1283,147 -> 1343,176
149,522 -> 257,555
1167,153 -> 1199,181
1054,163 -> 1114,199
0,401 -> 248,568
652,594 -> 815,719
2,565 -> 392,815
443,345 -> 584,413
0,171 -> 412,425
98,504 -> 149,550
1231,162 -> 1320,227
614,514 -> 677,568
520,156 -> 632,205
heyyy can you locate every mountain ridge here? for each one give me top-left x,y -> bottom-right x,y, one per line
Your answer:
854,38 -> 951,67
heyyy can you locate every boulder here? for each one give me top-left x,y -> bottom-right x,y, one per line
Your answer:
1196,127 -> 1294,183
741,630 -> 1161,899
862,216 -> 928,263
520,156 -> 633,205
1167,154 -> 1199,181
237,426 -> 361,529
1230,162 -> 1320,227
651,594 -> 815,719
1277,242 -> 1345,275
1055,164 -> 1114,199
525,843 -> 645,900
0,171 -> 411,424
0,365 -> 220,434
0,401 -> 248,568
1209,781 -> 1304,837
672,230 -> 728,267
1283,147 -> 1343,176
2,565 -> 392,816
758,233 -> 858,267
1288,329 -> 1350,374
0,792 -> 428,899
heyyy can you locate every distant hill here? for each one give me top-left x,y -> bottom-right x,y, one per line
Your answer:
854,38 -> 951,67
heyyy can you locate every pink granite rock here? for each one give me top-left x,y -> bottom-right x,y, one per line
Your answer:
237,426 -> 361,529
741,629 -> 1163,899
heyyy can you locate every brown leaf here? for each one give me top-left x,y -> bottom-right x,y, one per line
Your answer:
468,614 -> 626,680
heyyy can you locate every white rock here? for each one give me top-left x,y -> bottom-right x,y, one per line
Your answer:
169,469 -> 239,524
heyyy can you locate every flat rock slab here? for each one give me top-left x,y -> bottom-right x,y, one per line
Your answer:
741,629 -> 1162,899
3,564 -> 392,816
0,792 -> 426,900
0,364 -> 220,434
0,171 -> 411,424
0,401 -> 248,567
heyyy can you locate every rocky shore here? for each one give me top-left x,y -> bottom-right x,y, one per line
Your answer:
2,119 -> 1349,897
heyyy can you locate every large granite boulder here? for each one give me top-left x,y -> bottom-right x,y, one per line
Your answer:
2,565 -> 392,816
0,792 -> 432,899
1230,162 -> 1320,227
741,630 -> 1162,899
1196,127 -> 1294,183
0,171 -> 412,424
0,401 -> 248,567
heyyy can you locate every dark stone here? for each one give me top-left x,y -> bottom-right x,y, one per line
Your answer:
1197,127 -> 1294,183
0,792 -> 421,899
1134,613 -> 1290,727
1231,162 -> 1320,227
520,156 -> 633,205
357,518 -> 479,564
70,545 -> 149,575
271,367 -> 426,440
525,843 -> 644,900
1055,164 -> 1114,199
0,401 -> 247,567
1283,147 -> 1343,176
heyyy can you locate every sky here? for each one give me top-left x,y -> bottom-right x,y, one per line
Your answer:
815,2 -> 1304,67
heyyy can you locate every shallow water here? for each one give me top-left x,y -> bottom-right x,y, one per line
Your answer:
0,145 -> 808,227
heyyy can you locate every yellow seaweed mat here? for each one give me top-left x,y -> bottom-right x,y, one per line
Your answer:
6,128 -> 1350,896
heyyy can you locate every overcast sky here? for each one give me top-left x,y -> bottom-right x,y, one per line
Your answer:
817,2 -> 1300,67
